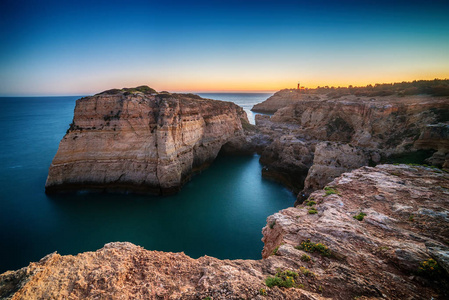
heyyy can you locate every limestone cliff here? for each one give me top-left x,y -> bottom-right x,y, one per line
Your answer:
262,164 -> 449,299
45,87 -> 248,195
252,94 -> 449,197
3,165 -> 448,299
251,89 -> 324,114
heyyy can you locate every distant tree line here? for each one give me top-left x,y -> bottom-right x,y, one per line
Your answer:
308,79 -> 449,98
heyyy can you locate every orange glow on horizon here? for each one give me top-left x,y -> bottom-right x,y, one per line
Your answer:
147,74 -> 449,94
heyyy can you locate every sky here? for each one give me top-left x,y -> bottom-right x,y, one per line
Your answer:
0,0 -> 448,96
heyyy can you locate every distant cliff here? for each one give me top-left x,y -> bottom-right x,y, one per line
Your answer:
251,93 -> 449,198
45,87 -> 248,195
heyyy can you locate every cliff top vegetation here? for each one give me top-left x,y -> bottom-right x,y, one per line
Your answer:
97,85 -> 157,96
291,79 -> 449,98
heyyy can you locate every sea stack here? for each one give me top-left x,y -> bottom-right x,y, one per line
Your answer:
45,86 -> 248,195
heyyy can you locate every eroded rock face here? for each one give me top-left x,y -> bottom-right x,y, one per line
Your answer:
251,89 -> 325,113
45,89 -> 247,195
300,142 -> 369,199
254,94 -> 449,197
262,164 -> 449,299
0,242 -> 327,300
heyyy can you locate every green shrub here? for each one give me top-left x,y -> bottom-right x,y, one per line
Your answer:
300,266 -> 314,277
324,186 -> 339,196
308,208 -> 318,214
418,258 -> 440,277
300,254 -> 311,262
265,270 -> 299,288
353,212 -> 367,221
295,239 -> 331,257
305,200 -> 316,206
272,246 -> 280,256
269,221 -> 276,229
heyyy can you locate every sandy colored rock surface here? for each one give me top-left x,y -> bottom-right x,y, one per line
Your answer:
0,242 -> 327,300
253,93 -> 449,196
262,164 -> 449,299
45,89 -> 247,195
3,165 -> 448,299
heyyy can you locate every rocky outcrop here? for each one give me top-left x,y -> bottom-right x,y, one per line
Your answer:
415,123 -> 449,168
251,89 -> 324,113
300,142 -> 369,198
254,94 -> 449,198
0,242 -> 327,300
3,165 -> 448,299
45,87 -> 248,195
262,164 -> 449,299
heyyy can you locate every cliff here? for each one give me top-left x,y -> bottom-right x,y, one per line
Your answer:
2,165 -> 448,299
251,89 -> 325,114
252,94 -> 449,198
45,87 -> 248,195
262,164 -> 449,299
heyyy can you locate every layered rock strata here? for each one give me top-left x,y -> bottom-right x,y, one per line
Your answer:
253,94 -> 449,198
45,88 -> 247,195
262,164 -> 449,299
0,242 -> 327,300
3,165 -> 448,299
251,89 -> 325,113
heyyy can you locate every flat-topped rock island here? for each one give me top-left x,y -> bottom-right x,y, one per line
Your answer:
45,86 -> 248,195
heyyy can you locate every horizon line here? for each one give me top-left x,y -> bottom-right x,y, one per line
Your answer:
0,90 -> 278,97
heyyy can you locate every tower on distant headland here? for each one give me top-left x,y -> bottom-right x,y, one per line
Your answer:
297,82 -> 300,89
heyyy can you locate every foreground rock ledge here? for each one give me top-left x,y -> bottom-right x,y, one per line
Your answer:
45,87 -> 247,195
2,165 -> 448,299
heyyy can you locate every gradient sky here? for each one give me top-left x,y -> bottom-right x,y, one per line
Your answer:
1,0 -> 448,95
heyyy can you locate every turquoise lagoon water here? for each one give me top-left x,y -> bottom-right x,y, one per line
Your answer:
0,93 -> 295,274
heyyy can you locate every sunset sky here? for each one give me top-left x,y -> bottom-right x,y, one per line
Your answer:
1,0 -> 448,96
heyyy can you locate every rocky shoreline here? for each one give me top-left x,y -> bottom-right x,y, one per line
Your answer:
2,86 -> 448,299
1,164 -> 448,299
250,91 -> 449,202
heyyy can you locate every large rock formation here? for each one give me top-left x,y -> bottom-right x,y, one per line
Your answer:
251,89 -> 325,114
262,164 -> 449,299
3,165 -> 448,299
253,94 -> 449,198
0,242 -> 327,300
45,87 -> 248,195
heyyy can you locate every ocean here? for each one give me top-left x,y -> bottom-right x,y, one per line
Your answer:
198,93 -> 273,124
0,93 -> 294,274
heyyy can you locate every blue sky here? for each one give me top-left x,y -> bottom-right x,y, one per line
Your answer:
1,0 -> 448,95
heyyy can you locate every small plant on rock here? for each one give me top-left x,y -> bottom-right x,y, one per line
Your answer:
300,254 -> 311,262
300,266 -> 314,277
269,221 -> 276,229
295,239 -> 331,257
353,212 -> 367,221
418,258 -> 440,277
305,200 -> 316,206
265,270 -> 299,288
324,186 -> 339,196
308,207 -> 318,214
259,288 -> 267,296
272,246 -> 280,256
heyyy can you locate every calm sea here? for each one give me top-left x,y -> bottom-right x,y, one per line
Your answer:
198,93 -> 273,124
0,93 -> 294,274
